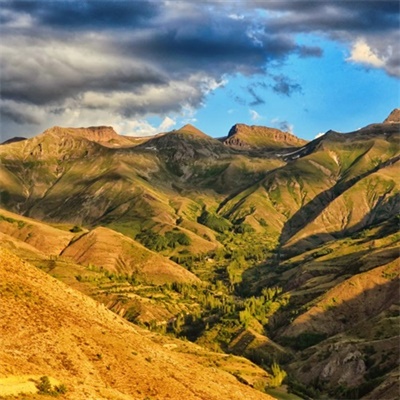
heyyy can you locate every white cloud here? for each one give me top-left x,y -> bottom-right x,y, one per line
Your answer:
200,76 -> 228,94
249,109 -> 262,121
124,120 -> 159,136
123,116 -> 179,137
229,14 -> 244,20
159,116 -> 176,132
347,39 -> 385,68
315,132 -> 325,139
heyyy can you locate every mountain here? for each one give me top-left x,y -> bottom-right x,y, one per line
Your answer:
1,136 -> 27,145
383,108 -> 400,123
137,123 -> 231,162
0,248 -> 274,400
61,226 -> 200,284
220,116 -> 399,252
0,112 -> 399,399
41,125 -> 143,147
223,124 -> 307,150
0,208 -> 199,284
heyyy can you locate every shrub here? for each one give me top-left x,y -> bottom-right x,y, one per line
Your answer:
37,376 -> 52,394
311,248 -> 333,258
36,375 -> 67,396
268,362 -> 287,388
54,384 -> 68,394
234,223 -> 255,234
197,210 -> 231,233
70,225 -> 83,233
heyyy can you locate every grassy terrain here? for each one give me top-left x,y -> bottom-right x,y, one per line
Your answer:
0,119 -> 399,398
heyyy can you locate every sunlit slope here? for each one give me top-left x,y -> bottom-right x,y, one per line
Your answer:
224,123 -> 307,150
219,122 -> 400,252
62,226 -> 199,284
240,215 -> 399,397
0,209 -> 199,284
0,124 -> 283,253
0,248 -> 274,400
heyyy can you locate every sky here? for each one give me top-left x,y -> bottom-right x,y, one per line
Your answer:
0,0 -> 399,142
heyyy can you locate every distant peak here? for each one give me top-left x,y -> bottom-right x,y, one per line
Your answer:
1,136 -> 27,145
175,124 -> 208,137
43,125 -> 119,140
383,108 -> 400,124
225,123 -> 307,150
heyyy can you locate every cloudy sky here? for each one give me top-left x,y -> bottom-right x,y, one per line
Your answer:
1,0 -> 399,141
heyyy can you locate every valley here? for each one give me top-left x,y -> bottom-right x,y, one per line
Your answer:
0,111 -> 399,399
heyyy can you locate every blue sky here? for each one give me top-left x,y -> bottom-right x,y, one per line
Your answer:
194,37 -> 400,139
1,1 -> 399,141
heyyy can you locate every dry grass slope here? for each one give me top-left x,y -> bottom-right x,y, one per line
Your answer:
0,248 -> 274,400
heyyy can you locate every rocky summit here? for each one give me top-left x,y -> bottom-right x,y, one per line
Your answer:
0,111 -> 399,400
224,123 -> 308,150
383,108 -> 400,123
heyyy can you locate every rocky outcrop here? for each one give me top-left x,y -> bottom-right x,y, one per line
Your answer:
383,108 -> 400,123
43,125 -> 134,147
224,124 -> 307,149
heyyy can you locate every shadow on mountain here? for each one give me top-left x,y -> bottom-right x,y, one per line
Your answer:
279,198 -> 400,260
237,249 -> 400,397
275,277 -> 400,398
276,277 -> 398,341
239,243 -> 399,301
277,155 -> 400,256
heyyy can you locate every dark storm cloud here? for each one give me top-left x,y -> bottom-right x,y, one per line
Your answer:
252,0 -> 399,32
2,0 -> 159,29
0,0 -> 397,135
1,0 -> 321,121
271,75 -> 302,97
119,25 -> 305,77
1,102 -> 41,125
1,39 -> 167,106
251,0 -> 399,76
247,87 -> 265,106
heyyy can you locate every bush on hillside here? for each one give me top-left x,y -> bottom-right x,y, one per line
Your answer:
197,210 -> 231,233
36,376 -> 68,397
136,229 -> 191,251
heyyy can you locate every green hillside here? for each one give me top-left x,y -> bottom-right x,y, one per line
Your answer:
0,113 -> 399,399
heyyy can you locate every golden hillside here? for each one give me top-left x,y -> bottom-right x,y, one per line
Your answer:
0,248 -> 274,400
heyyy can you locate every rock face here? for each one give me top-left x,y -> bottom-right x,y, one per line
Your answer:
320,344 -> 366,386
224,124 -> 307,150
42,125 -> 135,147
383,108 -> 400,123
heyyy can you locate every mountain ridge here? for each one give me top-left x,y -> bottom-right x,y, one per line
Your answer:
224,123 -> 308,150
0,109 -> 399,399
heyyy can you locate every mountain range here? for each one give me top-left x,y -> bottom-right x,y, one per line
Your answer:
0,110 -> 399,399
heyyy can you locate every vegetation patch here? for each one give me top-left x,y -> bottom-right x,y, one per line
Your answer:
198,210 -> 232,233
36,376 -> 67,397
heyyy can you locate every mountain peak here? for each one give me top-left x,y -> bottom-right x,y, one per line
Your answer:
225,123 -> 307,150
174,124 -> 208,137
41,125 -> 136,147
44,125 -> 119,139
383,108 -> 400,123
1,136 -> 27,145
